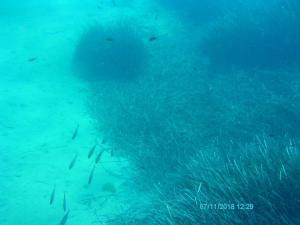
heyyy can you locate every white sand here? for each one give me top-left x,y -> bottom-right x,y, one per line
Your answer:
0,1 -> 182,224
0,2 -> 131,224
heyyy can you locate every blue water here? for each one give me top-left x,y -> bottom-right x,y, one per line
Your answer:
1,1 -> 300,224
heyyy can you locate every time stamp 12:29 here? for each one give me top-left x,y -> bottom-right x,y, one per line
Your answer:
199,203 -> 254,210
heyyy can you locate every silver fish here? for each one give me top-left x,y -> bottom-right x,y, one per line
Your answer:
59,210 -> 70,225
49,185 -> 56,205
63,192 -> 67,212
95,151 -> 104,164
88,164 -> 96,185
71,125 -> 79,140
68,153 -> 78,170
88,144 -> 97,159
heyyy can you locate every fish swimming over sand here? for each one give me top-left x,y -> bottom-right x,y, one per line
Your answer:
88,164 -> 96,185
63,192 -> 67,212
149,36 -> 158,42
88,144 -> 97,159
71,125 -> 79,140
50,185 -> 56,205
59,210 -> 70,225
95,151 -> 104,164
28,57 -> 37,62
68,153 -> 78,170
105,37 -> 114,41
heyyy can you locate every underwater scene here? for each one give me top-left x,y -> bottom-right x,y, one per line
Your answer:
1,0 -> 300,224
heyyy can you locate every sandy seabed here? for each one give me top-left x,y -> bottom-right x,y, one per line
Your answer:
0,2 -> 138,224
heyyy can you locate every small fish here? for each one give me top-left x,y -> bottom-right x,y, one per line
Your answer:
88,164 -> 96,185
149,36 -> 158,42
28,57 -> 37,62
105,37 -> 114,42
59,210 -> 70,225
71,125 -> 79,140
95,151 -> 104,164
63,192 -> 67,212
68,153 -> 78,170
50,185 -> 56,205
101,138 -> 107,145
88,144 -> 97,159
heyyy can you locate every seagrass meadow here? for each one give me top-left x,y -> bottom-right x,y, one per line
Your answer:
0,0 -> 299,225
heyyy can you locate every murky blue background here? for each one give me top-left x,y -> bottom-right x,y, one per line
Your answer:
0,1 -> 299,224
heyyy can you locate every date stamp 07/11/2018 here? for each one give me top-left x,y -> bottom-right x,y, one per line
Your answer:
199,203 -> 254,210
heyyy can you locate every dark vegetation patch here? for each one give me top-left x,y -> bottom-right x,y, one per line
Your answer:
157,0 -> 227,25
91,46 -> 300,185
90,45 -> 300,224
110,138 -> 300,225
200,1 -> 300,70
73,25 -> 146,81
158,0 -> 300,70
87,1 -> 300,224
